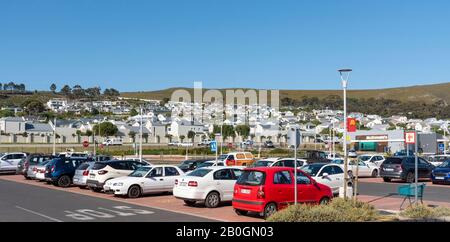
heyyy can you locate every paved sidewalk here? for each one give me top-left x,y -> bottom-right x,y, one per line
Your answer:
358,194 -> 450,212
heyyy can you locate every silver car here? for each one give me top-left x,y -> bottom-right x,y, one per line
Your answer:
73,162 -> 95,188
25,155 -> 55,179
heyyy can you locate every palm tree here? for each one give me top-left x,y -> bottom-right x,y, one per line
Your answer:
187,130 -> 196,143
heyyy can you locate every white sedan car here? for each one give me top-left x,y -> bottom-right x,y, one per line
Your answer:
331,159 -> 379,177
358,154 -> 385,167
173,166 -> 244,208
104,165 -> 184,198
301,163 -> 348,196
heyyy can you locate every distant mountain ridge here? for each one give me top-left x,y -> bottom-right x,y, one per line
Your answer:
122,82 -> 450,104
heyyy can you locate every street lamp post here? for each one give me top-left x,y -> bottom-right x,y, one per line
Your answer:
139,106 -> 143,163
339,68 -> 352,199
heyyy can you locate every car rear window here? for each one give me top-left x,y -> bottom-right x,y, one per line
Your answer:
77,163 -> 91,170
383,158 -> 403,164
236,170 -> 266,186
188,169 -> 212,177
92,162 -> 107,170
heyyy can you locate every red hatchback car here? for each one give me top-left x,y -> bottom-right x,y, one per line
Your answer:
232,167 -> 333,218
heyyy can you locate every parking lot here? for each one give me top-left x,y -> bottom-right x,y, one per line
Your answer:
1,173 -> 450,222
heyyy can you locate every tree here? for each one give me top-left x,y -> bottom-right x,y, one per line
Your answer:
104,88 -> 120,98
85,130 -> 93,137
50,83 -> 57,93
187,130 -> 196,143
142,133 -> 149,142
85,87 -> 101,100
60,85 -> 72,96
128,131 -> 137,142
180,135 -> 186,142
129,108 -> 138,116
0,109 -> 14,118
22,100 -> 45,115
93,122 -> 118,137
72,85 -> 85,99
235,125 -> 250,138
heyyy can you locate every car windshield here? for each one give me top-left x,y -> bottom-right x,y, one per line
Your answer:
218,155 -> 228,160
129,167 -> 152,177
331,159 -> 344,164
188,168 -> 212,177
301,164 -> 324,176
197,162 -> 216,168
438,160 -> 450,168
76,163 -> 92,170
359,156 -> 371,161
236,170 -> 266,186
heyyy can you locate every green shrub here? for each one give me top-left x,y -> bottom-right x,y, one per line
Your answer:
267,198 -> 379,222
400,205 -> 450,219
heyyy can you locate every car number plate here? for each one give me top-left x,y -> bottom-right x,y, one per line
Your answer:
180,182 -> 187,186
90,174 -> 95,178
73,178 -> 78,182
104,186 -> 110,190
384,168 -> 394,171
241,189 -> 251,194
435,177 -> 444,180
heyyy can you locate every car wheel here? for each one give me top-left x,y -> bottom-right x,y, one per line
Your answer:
89,187 -> 102,193
371,170 -> 378,178
406,172 -> 415,183
57,175 -> 71,188
127,185 -> 142,198
235,209 -> 248,216
184,200 -> 196,206
263,203 -> 277,219
205,192 -> 220,208
319,197 -> 330,205
383,177 -> 391,182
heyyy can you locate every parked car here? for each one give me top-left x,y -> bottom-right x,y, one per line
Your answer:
104,165 -> 184,198
331,159 -> 379,177
34,160 -> 54,182
358,154 -> 385,167
91,155 -> 114,162
380,156 -> 434,183
196,161 -> 225,168
173,166 -> 244,207
86,160 -> 148,192
0,152 -> 27,173
251,158 -> 280,167
22,154 -> 55,179
73,162 -> 95,188
103,138 -> 123,146
431,160 -> 450,184
270,158 -> 308,168
298,150 -> 329,164
58,152 -> 90,159
219,152 -> 255,167
427,155 -> 450,167
179,142 -> 194,147
348,149 -> 358,158
301,163 -> 348,196
168,141 -> 180,146
394,150 -> 415,156
44,158 -> 91,187
232,167 -> 333,218
263,141 -> 275,148
178,159 -> 210,172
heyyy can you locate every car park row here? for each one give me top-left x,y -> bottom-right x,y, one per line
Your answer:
5,150 -> 450,219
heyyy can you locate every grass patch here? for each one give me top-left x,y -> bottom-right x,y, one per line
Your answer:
400,205 -> 450,219
267,198 -> 380,222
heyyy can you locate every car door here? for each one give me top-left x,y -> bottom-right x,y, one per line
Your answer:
213,168 -> 236,201
357,160 -> 371,177
163,166 -> 180,191
143,167 -> 164,193
295,171 -> 316,203
272,170 -> 294,207
418,158 -> 433,178
316,166 -> 337,192
1,154 -> 15,170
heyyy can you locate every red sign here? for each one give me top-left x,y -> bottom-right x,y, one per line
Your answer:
405,132 -> 416,144
83,141 -> 89,148
99,144 -> 105,149
347,118 -> 357,132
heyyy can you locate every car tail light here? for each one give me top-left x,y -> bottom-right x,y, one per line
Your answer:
33,167 -> 37,172
98,170 -> 108,175
50,165 -> 55,173
257,186 -> 265,199
174,179 -> 178,185
226,159 -> 236,166
188,181 -> 198,187
83,170 -> 89,176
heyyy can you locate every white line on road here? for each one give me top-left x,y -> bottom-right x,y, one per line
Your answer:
15,206 -> 63,222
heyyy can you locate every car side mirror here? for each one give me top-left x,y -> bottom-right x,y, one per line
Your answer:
322,173 -> 329,178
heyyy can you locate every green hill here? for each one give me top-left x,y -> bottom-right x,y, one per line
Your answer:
122,82 -> 450,104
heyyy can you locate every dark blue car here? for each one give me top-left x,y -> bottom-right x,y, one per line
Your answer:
431,160 -> 450,184
44,157 -> 91,187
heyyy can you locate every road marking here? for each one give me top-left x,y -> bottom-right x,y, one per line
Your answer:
15,206 -> 63,222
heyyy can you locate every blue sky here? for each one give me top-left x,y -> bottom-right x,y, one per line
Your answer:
1,0 -> 450,92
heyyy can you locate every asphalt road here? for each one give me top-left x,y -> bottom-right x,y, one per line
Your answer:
0,179 -> 216,222
358,181 -> 450,202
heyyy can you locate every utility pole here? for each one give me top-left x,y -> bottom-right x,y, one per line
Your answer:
52,117 -> 56,156
139,105 -> 143,163
339,68 -> 352,199
294,127 -> 298,205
